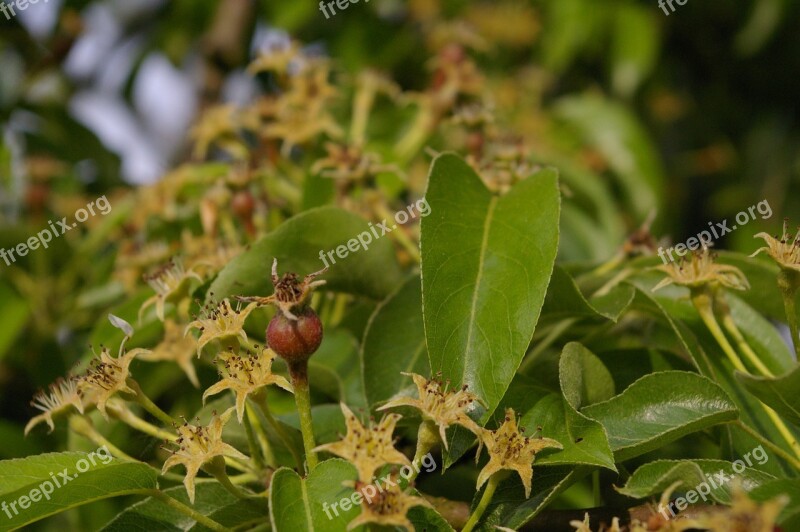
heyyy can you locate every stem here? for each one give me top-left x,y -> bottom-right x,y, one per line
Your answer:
691,291 -> 747,372
108,403 -> 177,441
128,380 -> 176,426
146,490 -> 228,531
735,421 -> 800,470
290,361 -> 319,471
693,290 -> 800,461
719,310 -> 774,377
253,393 -> 304,471
462,472 -> 505,532
778,270 -> 800,359
243,405 -> 265,471
68,416 -> 137,461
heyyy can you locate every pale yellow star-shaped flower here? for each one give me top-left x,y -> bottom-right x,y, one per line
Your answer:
346,478 -> 432,531
476,408 -> 562,498
313,403 -> 411,483
25,377 -> 85,435
652,248 -> 750,293
138,319 -> 201,387
185,299 -> 258,356
77,342 -> 149,420
378,373 -> 482,450
203,348 -> 293,423
752,218 -> 800,273
139,258 -> 203,322
161,408 -> 249,504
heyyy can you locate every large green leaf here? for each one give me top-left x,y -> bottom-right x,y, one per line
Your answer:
0,452 -> 158,531
618,459 -> 776,504
100,483 -> 266,531
208,206 -> 403,303
362,274 -> 428,408
737,364 -> 800,427
582,371 -> 739,461
269,459 -> 361,531
421,153 -> 560,419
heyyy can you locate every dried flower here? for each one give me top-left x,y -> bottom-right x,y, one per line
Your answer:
652,248 -> 750,293
25,377 -> 84,435
346,478 -> 431,531
185,299 -> 258,356
203,348 -> 293,422
190,104 -> 259,160
313,403 -> 411,483
161,408 -> 249,504
378,373 -> 482,449
476,408 -> 562,498
237,258 -> 327,320
140,258 -> 203,322
311,142 -> 399,184
752,218 -> 800,273
138,319 -> 201,387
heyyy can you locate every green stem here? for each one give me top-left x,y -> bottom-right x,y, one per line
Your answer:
242,405 -> 265,471
734,421 -> 800,471
290,361 -> 319,472
128,380 -> 176,426
253,393 -> 304,471
462,472 -> 505,532
146,490 -> 228,531
68,416 -> 137,461
778,270 -> 800,359
691,291 -> 747,372
108,402 -> 177,441
693,290 -> 800,461
719,310 -> 774,377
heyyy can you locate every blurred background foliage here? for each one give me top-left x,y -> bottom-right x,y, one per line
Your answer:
0,0 -> 798,527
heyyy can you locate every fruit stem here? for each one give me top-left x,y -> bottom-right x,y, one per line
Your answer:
289,361 -> 319,472
462,471 -> 506,532
778,269 -> 800,359
127,379 -> 176,426
406,420 -> 438,484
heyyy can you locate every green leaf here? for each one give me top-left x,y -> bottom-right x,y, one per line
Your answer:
618,459 -> 776,504
362,274 -> 428,408
737,364 -> 800,426
100,483 -> 266,531
555,94 -> 663,222
582,371 -> 739,461
309,329 -> 367,409
610,4 -> 660,97
542,268 -> 634,323
476,466 -> 589,530
559,342 -> 615,410
421,153 -> 560,419
269,459 -> 361,531
751,478 -> 800,529
0,283 -> 29,362
0,452 -> 158,531
208,206 -> 403,303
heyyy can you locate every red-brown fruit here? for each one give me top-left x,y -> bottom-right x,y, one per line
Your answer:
266,307 -> 323,364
